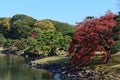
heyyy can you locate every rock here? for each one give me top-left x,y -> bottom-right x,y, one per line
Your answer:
27,62 -> 120,80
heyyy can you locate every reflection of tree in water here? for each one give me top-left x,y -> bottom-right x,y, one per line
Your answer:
0,55 -> 54,80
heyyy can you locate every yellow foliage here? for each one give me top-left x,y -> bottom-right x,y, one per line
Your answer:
1,18 -> 11,29
34,20 -> 55,31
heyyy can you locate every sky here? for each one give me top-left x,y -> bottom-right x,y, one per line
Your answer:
0,0 -> 119,25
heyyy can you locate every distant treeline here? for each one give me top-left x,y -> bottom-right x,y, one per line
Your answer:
0,14 -> 75,55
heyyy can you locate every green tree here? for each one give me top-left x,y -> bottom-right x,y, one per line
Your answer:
0,34 -> 7,47
9,14 -> 36,39
35,31 -> 53,54
10,14 -> 36,26
9,24 -> 32,39
34,19 -> 55,32
0,18 -> 11,37
49,19 -> 75,36
15,39 -> 28,51
112,26 -> 120,40
3,39 -> 16,49
25,37 -> 40,53
111,15 -> 120,54
111,41 -> 120,54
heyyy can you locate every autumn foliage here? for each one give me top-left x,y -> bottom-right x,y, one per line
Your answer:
68,12 -> 117,64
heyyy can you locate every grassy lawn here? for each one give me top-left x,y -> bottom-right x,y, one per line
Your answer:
32,52 -> 120,64
31,56 -> 70,64
91,52 -> 120,74
32,52 -> 120,74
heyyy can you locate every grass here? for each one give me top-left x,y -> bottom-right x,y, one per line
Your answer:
106,53 -> 120,74
31,56 -> 70,64
91,52 -> 120,74
32,52 -> 120,74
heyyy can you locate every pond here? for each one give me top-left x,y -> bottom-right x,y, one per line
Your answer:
0,54 -> 55,80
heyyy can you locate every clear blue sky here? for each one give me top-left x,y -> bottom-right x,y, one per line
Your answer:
0,0 -> 118,25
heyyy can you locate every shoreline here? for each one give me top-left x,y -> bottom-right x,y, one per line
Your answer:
28,53 -> 120,80
1,49 -> 120,80
28,61 -> 120,80
0,47 -> 4,50
0,47 -> 5,52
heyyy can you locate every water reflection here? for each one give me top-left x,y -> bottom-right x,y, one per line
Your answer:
0,54 -> 54,80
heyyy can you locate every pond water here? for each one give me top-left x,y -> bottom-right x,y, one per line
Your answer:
0,54 -> 55,80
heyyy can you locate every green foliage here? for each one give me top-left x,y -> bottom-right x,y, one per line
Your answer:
113,26 -> 120,33
35,31 -> 55,54
1,18 -> 11,29
53,32 -> 71,48
15,37 -> 40,54
34,20 -> 54,31
27,37 -> 39,52
0,34 -> 7,47
15,39 -> 28,51
114,15 -> 120,21
17,29 -> 72,55
3,39 -> 16,49
111,41 -> 120,54
49,19 -> 75,36
113,26 -> 120,41
0,18 -> 11,37
10,14 -> 36,26
9,24 -> 31,39
8,14 -> 36,39
110,15 -> 120,54
86,16 -> 94,19
116,18 -> 120,21
0,14 -> 74,55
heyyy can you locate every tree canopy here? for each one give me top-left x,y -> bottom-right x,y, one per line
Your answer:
49,19 -> 75,36
8,14 -> 36,39
0,14 -> 74,56
68,12 -> 117,64
34,20 -> 55,31
0,18 -> 11,37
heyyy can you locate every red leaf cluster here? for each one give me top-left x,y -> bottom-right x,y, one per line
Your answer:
30,32 -> 38,38
68,12 -> 117,64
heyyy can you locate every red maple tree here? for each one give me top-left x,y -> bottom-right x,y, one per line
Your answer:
68,12 -> 117,64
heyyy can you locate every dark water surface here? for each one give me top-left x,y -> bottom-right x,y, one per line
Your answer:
0,54 -> 54,80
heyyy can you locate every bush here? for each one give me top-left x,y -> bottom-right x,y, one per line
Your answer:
0,34 -> 7,47
110,41 -> 120,54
